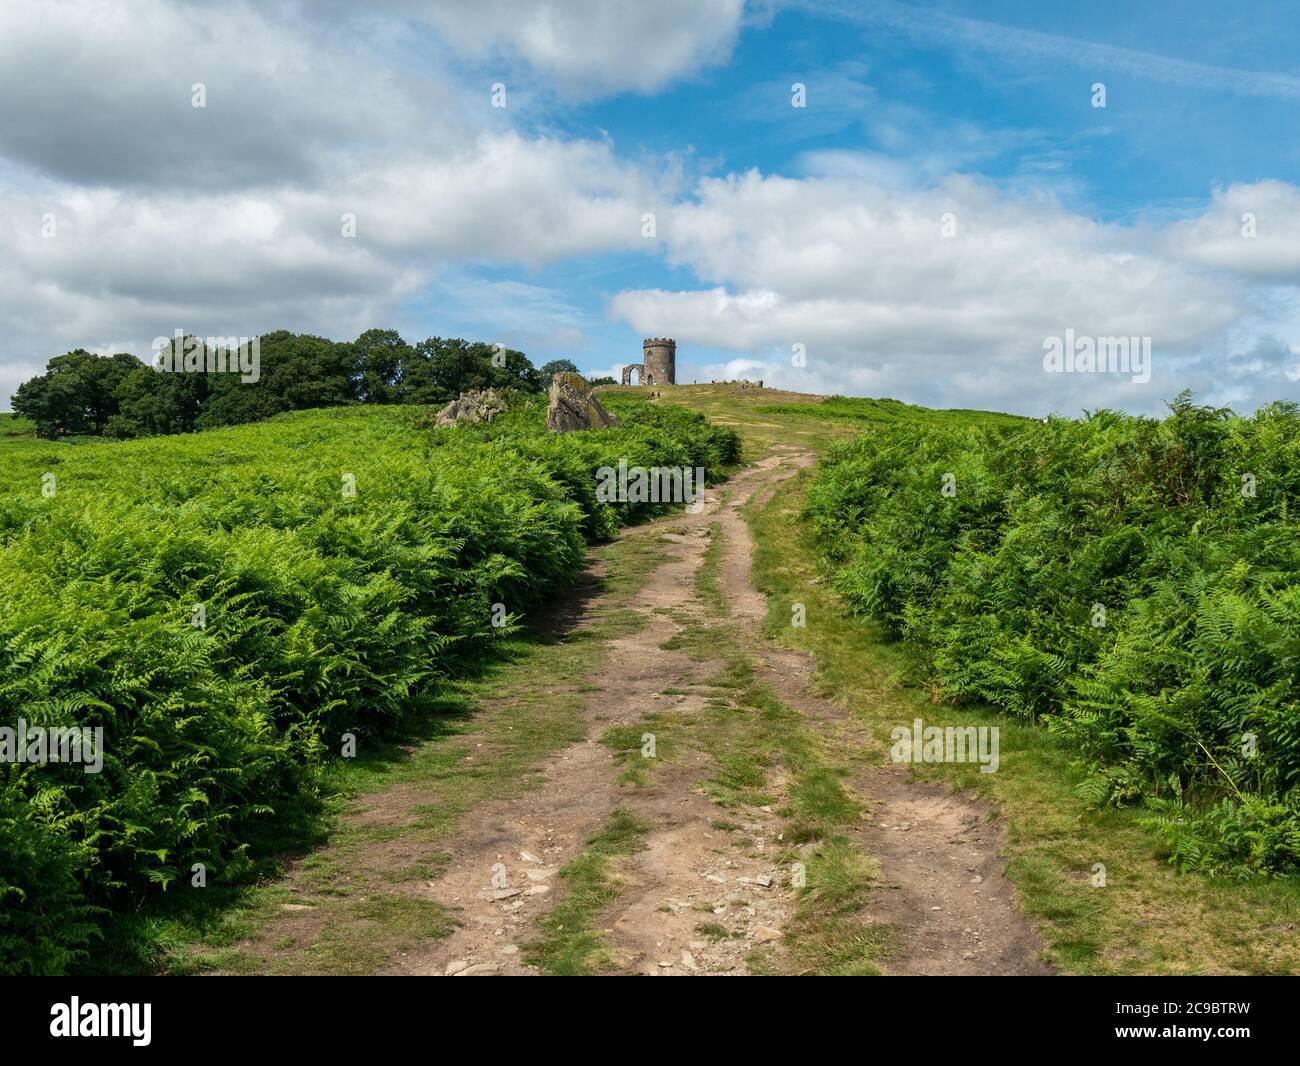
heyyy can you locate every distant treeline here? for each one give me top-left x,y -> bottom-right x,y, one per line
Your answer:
9,330 -> 606,439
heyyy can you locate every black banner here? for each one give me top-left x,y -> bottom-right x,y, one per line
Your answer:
2,975 -> 1293,1051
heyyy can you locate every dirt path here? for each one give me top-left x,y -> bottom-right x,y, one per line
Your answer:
388,445 -> 1050,976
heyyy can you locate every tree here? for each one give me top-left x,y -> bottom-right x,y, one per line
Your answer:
109,338 -> 209,437
199,331 -> 359,429
352,328 -> 413,405
12,350 -> 142,437
404,338 -> 542,404
539,359 -> 580,384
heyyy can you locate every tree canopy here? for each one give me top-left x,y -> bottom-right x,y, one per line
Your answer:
12,330 -> 552,439
11,350 -> 143,437
539,358 -> 580,384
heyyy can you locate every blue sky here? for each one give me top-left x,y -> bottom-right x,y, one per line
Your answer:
3,0 -> 1299,414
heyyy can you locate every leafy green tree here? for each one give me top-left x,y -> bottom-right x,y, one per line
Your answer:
12,350 -> 142,437
352,328 -> 414,405
199,331 -> 359,429
539,359 -> 580,384
404,338 -> 541,403
109,338 -> 209,437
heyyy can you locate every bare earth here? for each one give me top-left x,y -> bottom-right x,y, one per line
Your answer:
376,445 -> 1051,976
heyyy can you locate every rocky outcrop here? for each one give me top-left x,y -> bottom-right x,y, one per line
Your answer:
433,388 -> 509,428
545,372 -> 619,433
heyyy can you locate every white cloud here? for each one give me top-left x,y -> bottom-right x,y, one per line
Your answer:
327,135 -> 659,265
0,127 -> 659,402
610,169 -> 1289,414
0,0 -> 444,189
1157,181 -> 1300,284
413,0 -> 750,95
0,184 -> 420,405
0,1 -> 670,406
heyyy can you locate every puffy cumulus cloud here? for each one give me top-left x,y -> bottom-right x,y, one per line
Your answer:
0,0 -> 444,190
409,0 -> 750,95
0,183 -> 421,406
610,168 -> 1281,415
0,129 -> 659,403
1157,181 -> 1300,284
325,134 -> 659,265
0,0 -> 669,405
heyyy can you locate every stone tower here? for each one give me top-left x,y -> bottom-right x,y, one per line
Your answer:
642,338 -> 676,386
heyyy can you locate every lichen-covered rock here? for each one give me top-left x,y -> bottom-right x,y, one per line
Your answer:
546,372 -> 619,433
433,388 -> 508,427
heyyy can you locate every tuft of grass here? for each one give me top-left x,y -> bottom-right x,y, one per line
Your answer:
695,921 -> 738,942
695,521 -> 727,616
600,717 -> 681,786
773,838 -> 889,976
521,809 -> 651,975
